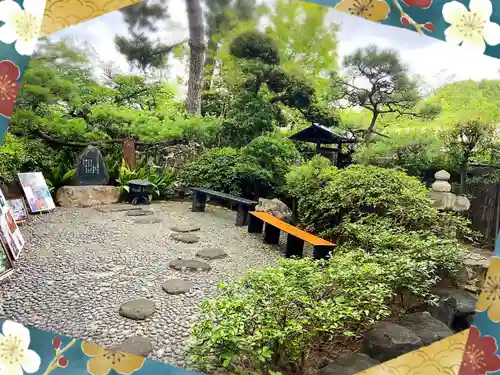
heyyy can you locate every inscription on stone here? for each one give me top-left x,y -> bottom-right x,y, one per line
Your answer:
75,146 -> 109,185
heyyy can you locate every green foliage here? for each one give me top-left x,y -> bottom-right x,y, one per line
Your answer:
0,134 -> 56,184
333,45 -> 423,137
244,135 -> 301,194
285,155 -> 337,198
45,163 -> 76,192
218,91 -> 279,147
188,257 -> 391,373
117,160 -> 177,199
181,148 -> 274,198
286,164 -> 466,302
354,130 -> 452,177
230,30 -> 280,64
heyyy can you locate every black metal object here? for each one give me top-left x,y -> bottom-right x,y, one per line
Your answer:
190,187 -> 258,226
127,179 -> 153,205
313,245 -> 334,260
286,234 -> 304,258
248,214 -> 264,233
263,223 -> 280,244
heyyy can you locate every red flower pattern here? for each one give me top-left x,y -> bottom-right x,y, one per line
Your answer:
459,326 -> 500,375
401,0 -> 433,8
0,60 -> 21,119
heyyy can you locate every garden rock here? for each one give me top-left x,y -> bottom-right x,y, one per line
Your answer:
169,259 -> 211,271
319,353 -> 379,375
111,336 -> 153,357
255,198 -> 293,223
126,209 -> 154,216
135,217 -> 163,224
170,225 -> 201,233
170,233 -> 199,243
119,299 -> 155,320
162,142 -> 203,169
196,248 -> 228,260
399,312 -> 453,345
362,322 -> 423,362
434,288 -> 476,315
428,295 -> 458,327
162,279 -> 193,294
56,186 -> 120,207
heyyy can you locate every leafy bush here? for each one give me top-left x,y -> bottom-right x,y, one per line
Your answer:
354,131 -> 452,178
189,257 -> 391,374
117,160 -> 177,199
244,136 -> 301,194
181,148 -> 273,199
285,155 -> 337,198
0,134 -> 56,184
287,164 -> 466,302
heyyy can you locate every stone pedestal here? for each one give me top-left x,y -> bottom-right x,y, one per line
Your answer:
56,186 -> 120,207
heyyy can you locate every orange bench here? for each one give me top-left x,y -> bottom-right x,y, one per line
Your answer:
248,211 -> 336,259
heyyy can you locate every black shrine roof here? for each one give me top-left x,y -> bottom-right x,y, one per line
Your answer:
289,124 -> 358,144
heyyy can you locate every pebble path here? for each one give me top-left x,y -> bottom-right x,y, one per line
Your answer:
0,201 -> 279,368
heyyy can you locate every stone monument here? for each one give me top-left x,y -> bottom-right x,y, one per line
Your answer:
74,145 -> 109,186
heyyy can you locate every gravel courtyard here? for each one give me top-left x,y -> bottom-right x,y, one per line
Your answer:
0,201 -> 280,368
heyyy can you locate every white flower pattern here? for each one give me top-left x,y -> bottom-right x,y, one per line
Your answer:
442,0 -> 500,53
0,320 -> 40,375
0,0 -> 46,56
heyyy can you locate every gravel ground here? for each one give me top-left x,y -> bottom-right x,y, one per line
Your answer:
0,201 -> 280,368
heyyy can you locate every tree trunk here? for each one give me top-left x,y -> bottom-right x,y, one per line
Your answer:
185,0 -> 205,115
364,112 -> 379,142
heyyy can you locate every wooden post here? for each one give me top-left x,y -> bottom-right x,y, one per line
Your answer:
123,138 -> 136,169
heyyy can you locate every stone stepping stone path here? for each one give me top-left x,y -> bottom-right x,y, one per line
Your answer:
119,298 -> 155,320
111,336 -> 153,357
126,209 -> 154,217
169,259 -> 211,271
95,204 -> 142,213
170,225 -> 200,233
196,248 -> 228,260
135,217 -> 163,224
162,279 -> 193,295
170,233 -> 199,243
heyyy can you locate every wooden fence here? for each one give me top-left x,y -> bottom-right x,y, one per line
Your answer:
466,183 -> 500,244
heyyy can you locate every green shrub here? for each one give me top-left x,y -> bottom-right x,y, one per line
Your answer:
287,164 -> 466,302
0,134 -> 56,184
243,136 -> 301,195
117,160 -> 177,199
285,155 -> 337,198
188,257 -> 391,374
181,148 -> 273,199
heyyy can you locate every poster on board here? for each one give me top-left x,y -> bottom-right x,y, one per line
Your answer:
18,172 -> 55,213
0,188 -> 6,211
0,238 -> 13,281
0,207 -> 25,260
7,198 -> 28,223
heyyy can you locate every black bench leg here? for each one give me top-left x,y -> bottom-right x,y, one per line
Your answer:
248,214 -> 264,233
192,192 -> 207,212
235,204 -> 249,226
286,234 -> 304,258
313,245 -> 334,260
263,223 -> 280,244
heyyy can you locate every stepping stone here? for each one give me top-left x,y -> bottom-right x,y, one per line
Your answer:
169,259 -> 211,271
111,336 -> 153,357
170,225 -> 201,233
96,204 -> 142,213
126,209 -> 154,217
135,217 -> 163,224
196,248 -> 228,260
162,279 -> 193,294
119,298 -> 155,320
170,233 -> 199,243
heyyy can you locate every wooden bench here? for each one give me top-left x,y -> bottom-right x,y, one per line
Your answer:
191,187 -> 258,226
248,211 -> 336,259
